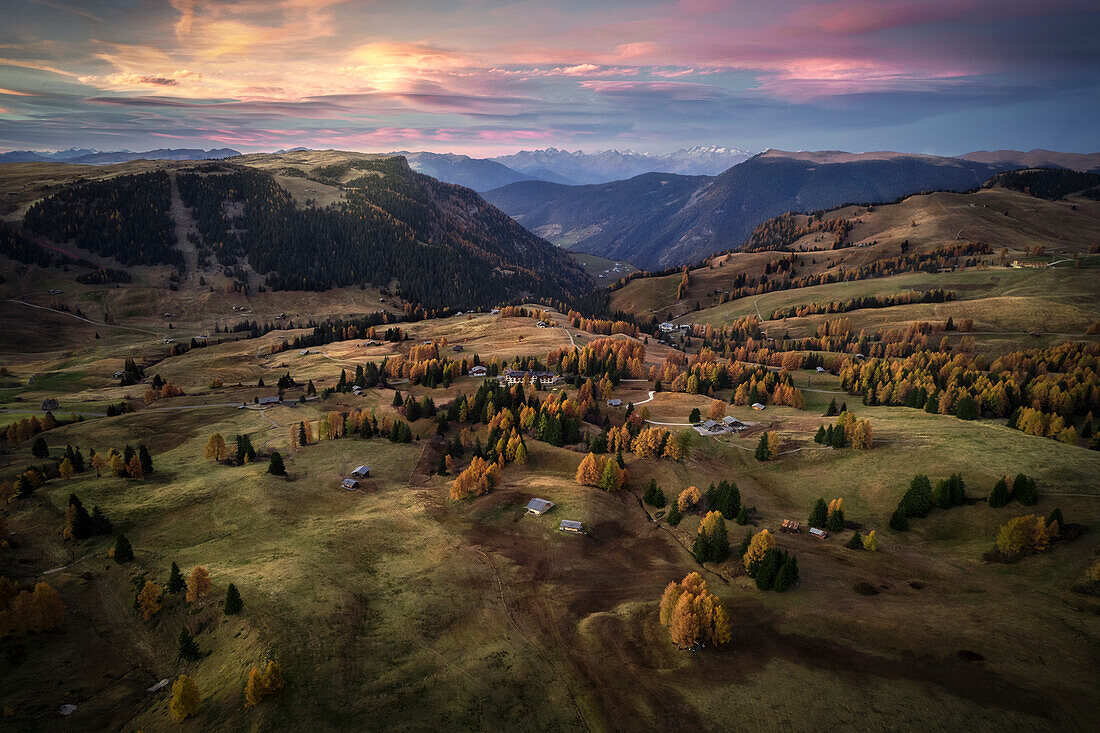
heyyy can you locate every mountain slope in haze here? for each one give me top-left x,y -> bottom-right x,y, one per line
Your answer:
391,151 -> 534,191
488,150 -> 1006,269
0,147 -> 241,164
483,173 -> 709,248
491,146 -> 750,184
960,149 -> 1100,173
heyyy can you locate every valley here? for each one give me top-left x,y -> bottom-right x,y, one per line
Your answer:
1,152 -> 1099,732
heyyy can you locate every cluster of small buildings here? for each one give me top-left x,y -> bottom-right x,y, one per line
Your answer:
658,322 -> 692,333
694,415 -> 746,436
341,465 -> 371,490
524,498 -> 583,534
501,369 -> 561,387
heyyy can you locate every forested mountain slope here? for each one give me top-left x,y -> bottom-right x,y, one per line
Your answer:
3,153 -> 592,310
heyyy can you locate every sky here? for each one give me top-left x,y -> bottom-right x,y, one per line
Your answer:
0,0 -> 1097,156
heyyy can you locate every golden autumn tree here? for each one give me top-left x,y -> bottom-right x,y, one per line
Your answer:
574,453 -> 601,487
261,660 -> 285,694
170,675 -> 200,721
186,565 -> 212,603
658,572 -> 731,649
707,400 -> 727,420
2,582 -> 64,636
743,529 -> 775,573
58,458 -> 74,480
245,667 -> 265,707
678,485 -> 701,513
126,454 -> 144,479
204,433 -> 227,461
137,580 -> 162,621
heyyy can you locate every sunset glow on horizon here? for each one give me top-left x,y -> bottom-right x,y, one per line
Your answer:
1,0 -> 1097,155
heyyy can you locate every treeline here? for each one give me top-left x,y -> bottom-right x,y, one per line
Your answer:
24,171 -> 179,267
839,341 -> 1100,445
770,289 -> 956,319
988,168 -> 1100,200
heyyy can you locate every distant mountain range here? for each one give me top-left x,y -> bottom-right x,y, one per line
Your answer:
490,146 -> 752,185
389,145 -> 752,191
958,149 -> 1100,173
0,148 -> 241,164
484,149 -> 1014,269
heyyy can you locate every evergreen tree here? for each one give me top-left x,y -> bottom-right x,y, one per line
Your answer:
688,408 -> 701,423
113,534 -> 134,563
31,436 -> 48,458
268,451 -> 286,475
167,562 -> 185,593
754,433 -> 771,461
948,473 -> 966,505
826,507 -> 845,532
666,501 -> 682,526
824,398 -> 837,417
772,554 -> 797,592
932,479 -> 951,509
814,425 -> 826,443
899,475 -> 934,517
138,444 -> 153,474
988,477 -> 1010,508
90,506 -> 112,535
754,549 -> 782,590
889,509 -> 909,531
298,422 -> 308,446
808,498 -> 828,527
955,395 -> 979,420
392,390 -> 402,407
178,628 -> 201,661
644,479 -> 666,508
846,530 -> 864,549
735,506 -> 748,525
223,583 -> 243,615
1011,473 -> 1038,506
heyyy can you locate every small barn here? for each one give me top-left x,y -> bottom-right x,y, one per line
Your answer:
559,520 -> 583,534
525,498 -> 555,516
606,399 -> 622,408
751,402 -> 766,411
258,395 -> 281,405
469,365 -> 488,377
816,366 -> 826,373
809,527 -> 829,539
341,478 -> 360,491
350,465 -> 371,478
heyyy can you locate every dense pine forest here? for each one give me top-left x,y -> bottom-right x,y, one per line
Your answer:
23,171 -> 180,267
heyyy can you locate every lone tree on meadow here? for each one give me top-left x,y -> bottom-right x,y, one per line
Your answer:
178,628 -> 201,662
170,675 -> 201,721
31,436 -> 49,458
167,562 -> 185,594
137,580 -> 162,621
267,451 -> 286,476
224,583 -> 243,615
204,433 -> 227,462
808,498 -> 828,528
113,534 -> 134,564
186,565 -> 212,603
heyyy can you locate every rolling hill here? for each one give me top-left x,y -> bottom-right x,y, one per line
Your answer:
486,150 -> 1009,270
960,149 -> 1100,173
